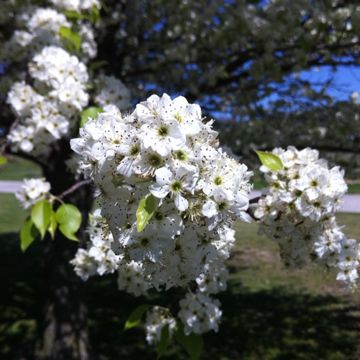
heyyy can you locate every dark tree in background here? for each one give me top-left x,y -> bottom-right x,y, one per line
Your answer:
99,0 -> 360,173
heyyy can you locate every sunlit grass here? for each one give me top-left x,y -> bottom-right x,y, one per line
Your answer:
0,193 -> 26,233
0,156 -> 41,181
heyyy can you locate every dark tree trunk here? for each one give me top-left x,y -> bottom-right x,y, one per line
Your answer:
34,235 -> 91,360
35,143 -> 93,360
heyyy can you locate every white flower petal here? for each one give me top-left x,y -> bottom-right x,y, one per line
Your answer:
174,193 -> 188,211
155,167 -> 173,186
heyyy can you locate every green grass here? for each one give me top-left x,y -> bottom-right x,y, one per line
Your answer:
230,213 -> 360,293
0,191 -> 359,359
0,193 -> 27,233
0,156 -> 41,181
252,176 -> 266,190
348,183 -> 360,194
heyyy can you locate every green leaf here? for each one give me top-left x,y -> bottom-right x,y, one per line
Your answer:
0,155 -> 7,165
157,324 -> 170,359
64,7 -> 99,24
48,211 -> 58,239
31,199 -> 52,239
20,219 -> 38,252
89,60 -> 108,72
59,229 -> 79,241
80,107 -> 103,127
124,304 -> 151,330
255,150 -> 284,171
64,10 -> 83,21
55,204 -> 82,241
89,5 -> 100,23
59,26 -> 82,52
175,324 -> 203,360
136,194 -> 158,233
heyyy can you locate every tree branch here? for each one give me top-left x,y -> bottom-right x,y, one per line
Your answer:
5,147 -> 48,169
57,180 -> 92,200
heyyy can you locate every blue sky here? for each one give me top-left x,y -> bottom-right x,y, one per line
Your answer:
302,65 -> 360,100
258,64 -> 360,110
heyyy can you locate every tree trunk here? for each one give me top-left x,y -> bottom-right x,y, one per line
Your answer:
35,144 -> 93,360
35,235 -> 91,360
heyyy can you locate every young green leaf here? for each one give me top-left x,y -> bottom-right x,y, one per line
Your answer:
136,194 -> 158,233
255,150 -> 284,171
88,60 -> 108,72
0,155 -> 7,165
20,219 -> 38,252
64,10 -> 83,21
31,199 -> 52,239
59,228 -> 79,241
55,203 -> 82,241
89,5 -> 100,23
48,211 -> 58,239
157,324 -> 170,359
59,26 -> 82,52
124,304 -> 151,330
175,324 -> 203,360
80,107 -> 103,127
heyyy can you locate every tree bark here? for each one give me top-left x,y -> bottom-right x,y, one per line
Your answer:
34,235 -> 91,360
34,144 -> 93,360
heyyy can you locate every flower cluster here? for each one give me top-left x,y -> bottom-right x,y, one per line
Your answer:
70,93 -> 253,337
4,6 -> 96,62
144,307 -> 177,344
71,209 -> 121,281
15,178 -> 51,209
7,45 -> 89,155
6,1 -> 130,157
254,146 -> 360,287
178,292 -> 222,335
50,0 -> 100,12
94,75 -> 131,110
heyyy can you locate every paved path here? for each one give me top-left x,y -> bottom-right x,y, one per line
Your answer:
0,181 -> 359,213
339,194 -> 360,213
0,181 -> 22,193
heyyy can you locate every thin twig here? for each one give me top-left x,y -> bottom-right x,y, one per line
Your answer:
57,179 -> 92,200
5,147 -> 48,168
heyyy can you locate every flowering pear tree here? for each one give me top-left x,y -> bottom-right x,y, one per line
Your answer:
1,0 -> 360,359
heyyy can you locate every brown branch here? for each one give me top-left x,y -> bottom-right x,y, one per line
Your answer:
4,147 -> 48,169
57,180 -> 92,200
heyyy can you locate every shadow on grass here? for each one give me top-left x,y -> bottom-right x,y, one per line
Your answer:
0,233 -> 42,359
0,232 -> 359,360
205,289 -> 360,360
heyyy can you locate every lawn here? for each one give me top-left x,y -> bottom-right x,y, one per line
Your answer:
348,183 -> 360,194
0,191 -> 359,359
0,193 -> 27,233
0,156 -> 41,181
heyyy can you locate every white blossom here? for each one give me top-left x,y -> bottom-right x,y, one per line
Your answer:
70,93 -> 253,334
15,178 -> 51,209
145,307 -> 176,344
178,291 -> 222,335
255,146 -> 360,287
95,75 -> 131,110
